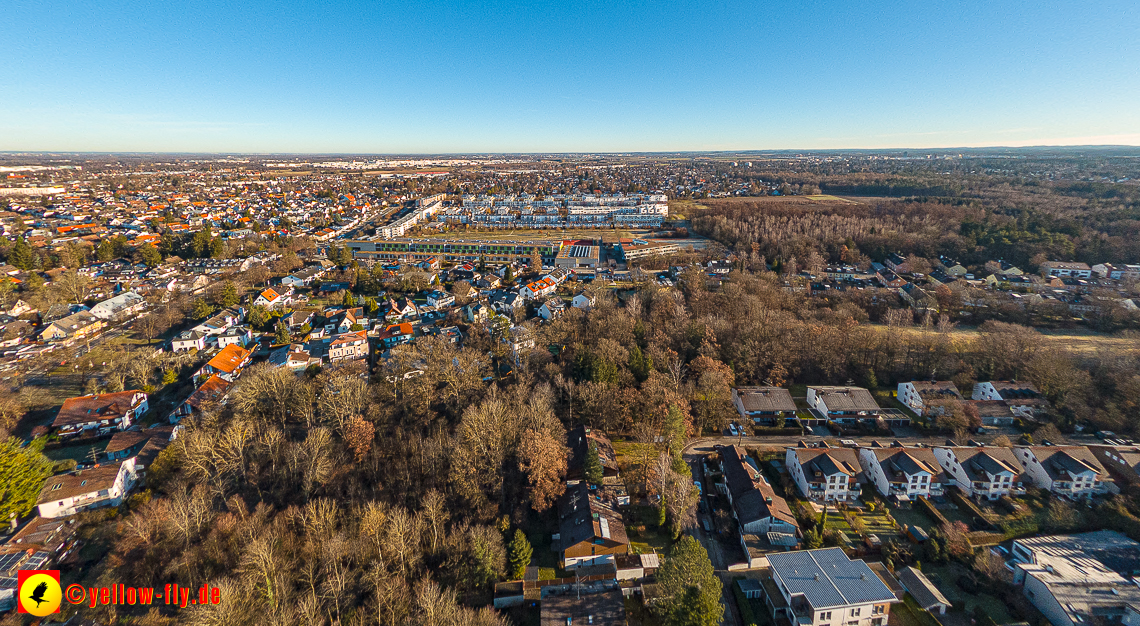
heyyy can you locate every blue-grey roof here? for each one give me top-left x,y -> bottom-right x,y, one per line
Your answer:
767,548 -> 897,609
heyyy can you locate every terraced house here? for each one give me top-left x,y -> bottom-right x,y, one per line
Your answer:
1014,446 -> 1111,499
933,446 -> 1027,500
858,444 -> 945,501
786,444 -> 862,503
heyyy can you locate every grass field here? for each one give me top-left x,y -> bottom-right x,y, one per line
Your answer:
880,324 -> 1138,355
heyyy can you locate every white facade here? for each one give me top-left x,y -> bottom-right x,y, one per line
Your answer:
933,447 -> 1025,500
1013,447 -> 1108,499
37,458 -> 138,518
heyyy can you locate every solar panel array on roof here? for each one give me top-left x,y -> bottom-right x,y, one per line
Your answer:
0,553 -> 26,575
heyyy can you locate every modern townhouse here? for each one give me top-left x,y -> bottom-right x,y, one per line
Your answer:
933,446 -> 1027,500
857,444 -> 945,500
786,444 -> 863,502
806,386 -> 883,426
1013,446 -> 1111,499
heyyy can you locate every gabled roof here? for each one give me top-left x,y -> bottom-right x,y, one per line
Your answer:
943,447 -> 1025,480
897,567 -> 950,609
258,287 -> 282,302
54,390 -> 145,428
810,386 -> 880,412
557,481 -> 628,549
1021,446 -> 1106,480
186,374 -> 231,410
720,445 -> 798,528
867,448 -> 943,482
37,462 -> 126,503
204,344 -> 252,374
794,447 -> 861,479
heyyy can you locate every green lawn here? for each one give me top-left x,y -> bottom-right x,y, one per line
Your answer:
920,563 -> 1014,624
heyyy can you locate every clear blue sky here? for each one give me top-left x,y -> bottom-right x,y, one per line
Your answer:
2,0 -> 1138,153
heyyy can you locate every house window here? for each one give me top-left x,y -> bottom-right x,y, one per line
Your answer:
851,608 -> 861,617
820,612 -> 832,621
52,483 -> 62,490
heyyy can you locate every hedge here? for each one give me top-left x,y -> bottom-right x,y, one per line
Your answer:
917,496 -> 949,527
902,594 -> 944,626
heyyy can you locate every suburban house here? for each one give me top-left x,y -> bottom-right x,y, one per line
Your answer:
1013,446 -> 1111,499
540,590 -> 625,626
279,265 -> 325,288
760,548 -> 898,626
557,481 -> 628,570
897,381 -> 962,416
1011,531 -> 1140,626
425,290 -> 454,308
337,307 -> 369,333
786,444 -> 863,502
40,310 -> 105,344
571,291 -> 595,309
377,323 -> 414,349
732,386 -> 797,426
328,330 -> 369,361
933,446 -> 1027,500
215,325 -> 253,349
171,329 -> 208,352
858,445 -> 945,500
191,306 -> 245,336
254,287 -> 289,309
89,291 -> 146,321
37,458 -> 138,518
489,290 -> 524,315
381,297 -> 418,322
193,344 -> 253,385
566,426 -> 621,483
538,298 -> 566,320
464,302 -> 489,323
170,374 -> 231,422
718,445 -> 800,562
972,381 -> 1050,419
806,386 -> 881,425
1040,261 -> 1093,279
53,391 -> 149,439
268,343 -> 322,371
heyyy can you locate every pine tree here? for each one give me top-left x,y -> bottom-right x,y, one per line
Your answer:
191,297 -> 214,320
655,536 -> 723,626
507,529 -> 532,580
139,243 -> 162,267
274,320 -> 292,345
7,237 -> 33,271
584,442 -> 603,486
219,282 -> 240,308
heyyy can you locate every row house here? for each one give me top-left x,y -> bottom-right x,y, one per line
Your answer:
806,386 -> 883,425
972,381 -> 1050,419
786,444 -> 862,502
897,381 -> 962,417
1014,446 -> 1111,499
1040,261 -> 1093,279
52,391 -> 149,439
732,386 -> 797,426
932,446 -> 1027,500
521,276 -> 557,300
858,445 -> 945,500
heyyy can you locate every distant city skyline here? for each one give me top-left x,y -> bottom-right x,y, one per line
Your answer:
2,0 -> 1137,152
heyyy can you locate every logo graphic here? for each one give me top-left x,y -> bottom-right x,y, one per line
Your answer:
18,570 -> 61,616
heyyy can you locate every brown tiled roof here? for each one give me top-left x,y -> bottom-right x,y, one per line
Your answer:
186,374 -> 231,409
53,391 -> 145,429
37,462 -> 125,504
